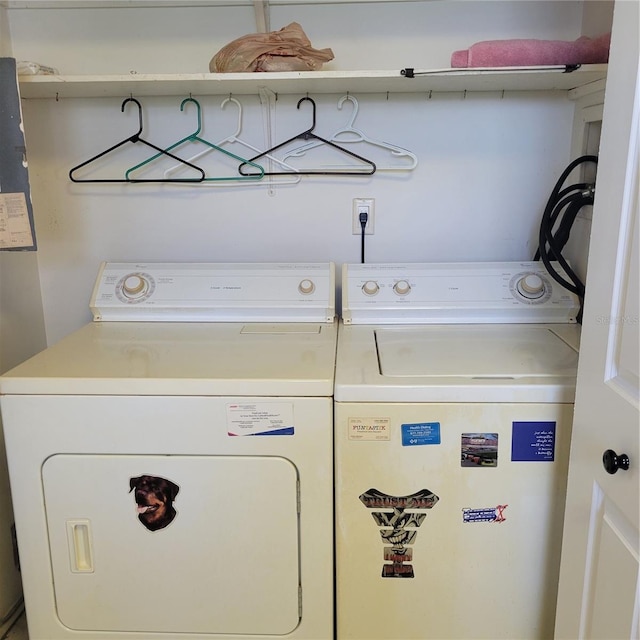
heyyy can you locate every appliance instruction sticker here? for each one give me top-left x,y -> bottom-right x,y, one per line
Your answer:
348,418 -> 391,441
0,193 -> 35,249
227,402 -> 294,436
401,422 -> 441,446
511,421 -> 556,461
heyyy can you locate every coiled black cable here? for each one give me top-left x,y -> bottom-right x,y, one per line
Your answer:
535,155 -> 598,324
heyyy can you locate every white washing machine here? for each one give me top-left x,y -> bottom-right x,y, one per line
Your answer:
0,262 -> 337,640
334,261 -> 581,640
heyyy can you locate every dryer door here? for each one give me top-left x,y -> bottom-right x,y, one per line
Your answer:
42,454 -> 301,635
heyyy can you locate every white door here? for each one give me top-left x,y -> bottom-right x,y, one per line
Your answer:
42,454 -> 301,636
555,1 -> 639,638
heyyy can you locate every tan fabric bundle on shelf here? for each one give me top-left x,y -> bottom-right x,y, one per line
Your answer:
210,22 -> 334,72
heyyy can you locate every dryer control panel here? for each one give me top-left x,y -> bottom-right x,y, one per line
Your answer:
342,261 -> 579,324
91,262 -> 335,322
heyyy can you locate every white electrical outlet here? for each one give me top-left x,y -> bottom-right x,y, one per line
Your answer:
352,198 -> 375,234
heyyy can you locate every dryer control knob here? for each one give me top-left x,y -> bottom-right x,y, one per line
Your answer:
517,274 -> 545,299
362,281 -> 380,296
298,279 -> 315,295
122,275 -> 147,297
393,280 -> 411,296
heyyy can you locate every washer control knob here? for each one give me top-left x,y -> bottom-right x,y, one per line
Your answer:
517,274 -> 545,299
393,280 -> 411,296
122,275 -> 147,297
298,279 -> 315,295
362,280 -> 380,296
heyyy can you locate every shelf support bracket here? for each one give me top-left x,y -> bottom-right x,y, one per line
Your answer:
253,0 -> 270,33
258,86 -> 277,195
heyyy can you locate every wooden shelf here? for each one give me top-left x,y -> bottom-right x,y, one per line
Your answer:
17,65 -> 607,100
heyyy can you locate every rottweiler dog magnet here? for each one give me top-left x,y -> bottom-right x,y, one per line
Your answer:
129,475 -> 179,532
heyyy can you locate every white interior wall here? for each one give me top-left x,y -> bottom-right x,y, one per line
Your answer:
0,8 -> 47,625
581,0 -> 615,38
0,6 -> 10,53
6,0 -> 613,344
0,7 -> 47,372
562,0 -> 613,283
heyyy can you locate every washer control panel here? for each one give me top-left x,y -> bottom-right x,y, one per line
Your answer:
91,262 -> 335,322
343,262 -> 579,324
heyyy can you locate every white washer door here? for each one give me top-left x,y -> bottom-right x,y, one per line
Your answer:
42,454 -> 300,635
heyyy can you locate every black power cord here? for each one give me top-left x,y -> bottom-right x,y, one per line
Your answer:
535,154 -> 598,324
360,210 -> 368,263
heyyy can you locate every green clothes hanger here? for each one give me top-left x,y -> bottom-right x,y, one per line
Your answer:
69,97 -> 205,183
125,97 -> 264,182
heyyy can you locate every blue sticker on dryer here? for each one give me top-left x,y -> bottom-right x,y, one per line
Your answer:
401,422 -> 441,446
511,421 -> 556,461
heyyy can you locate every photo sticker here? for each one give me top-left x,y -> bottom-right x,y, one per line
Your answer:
129,475 -> 180,532
461,433 -> 498,467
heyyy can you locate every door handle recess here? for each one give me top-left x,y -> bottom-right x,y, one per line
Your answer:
602,449 -> 630,475
66,520 -> 94,573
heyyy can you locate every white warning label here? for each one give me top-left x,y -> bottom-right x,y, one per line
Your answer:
227,402 -> 295,436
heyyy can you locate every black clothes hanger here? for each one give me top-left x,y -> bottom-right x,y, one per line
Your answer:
125,96 -> 264,183
68,97 -> 205,183
238,97 -> 377,176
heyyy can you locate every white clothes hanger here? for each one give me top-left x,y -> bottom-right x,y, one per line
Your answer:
164,97 -> 301,185
281,95 -> 418,172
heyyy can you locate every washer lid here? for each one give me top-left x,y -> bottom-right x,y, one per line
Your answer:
377,326 -> 578,378
334,323 -> 580,403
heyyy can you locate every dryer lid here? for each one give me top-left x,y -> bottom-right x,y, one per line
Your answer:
376,326 -> 578,379
0,321 -> 338,396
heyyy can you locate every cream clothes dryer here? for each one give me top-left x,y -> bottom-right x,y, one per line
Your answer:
334,262 -> 580,640
0,262 -> 336,640
0,426 -> 21,631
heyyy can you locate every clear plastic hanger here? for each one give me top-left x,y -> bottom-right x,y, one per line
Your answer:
125,97 -> 265,182
163,96 -> 302,185
282,95 -> 418,172
238,96 -> 376,176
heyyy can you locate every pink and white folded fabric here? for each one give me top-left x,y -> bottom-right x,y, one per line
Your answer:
451,32 -> 611,68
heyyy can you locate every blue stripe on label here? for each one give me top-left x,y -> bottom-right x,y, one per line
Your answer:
249,426 -> 295,436
228,426 -> 295,437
